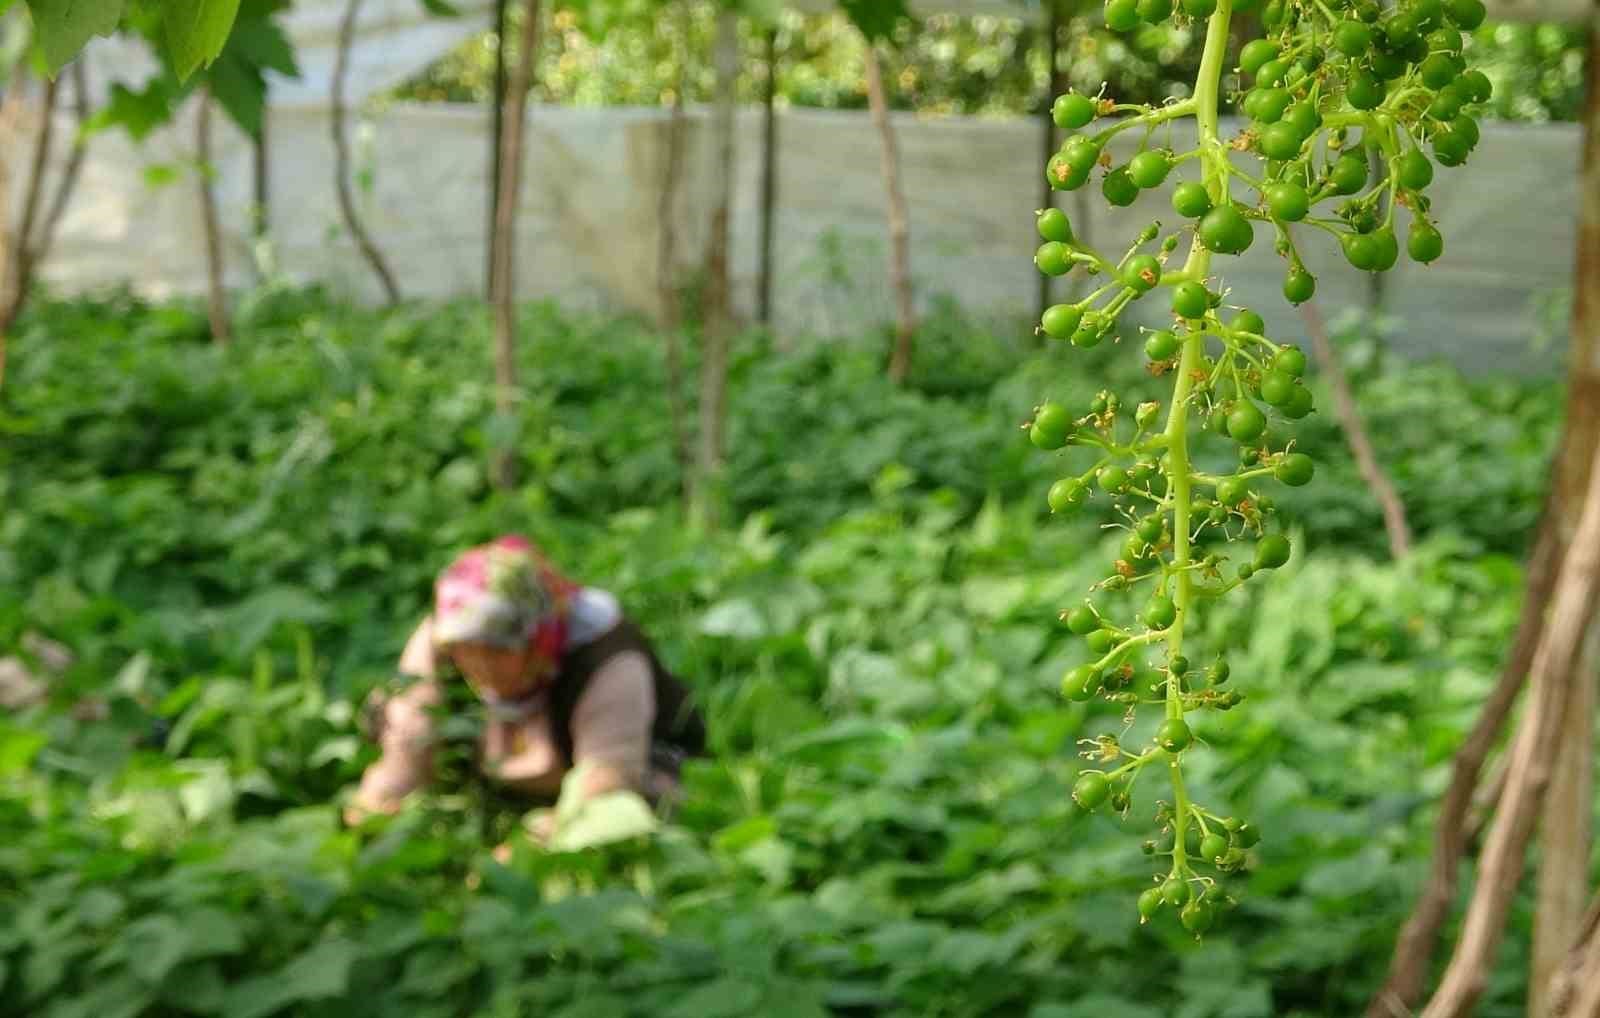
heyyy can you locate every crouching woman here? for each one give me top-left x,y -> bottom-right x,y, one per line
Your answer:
345,535 -> 706,836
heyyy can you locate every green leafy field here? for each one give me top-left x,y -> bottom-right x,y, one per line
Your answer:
0,290 -> 1560,1016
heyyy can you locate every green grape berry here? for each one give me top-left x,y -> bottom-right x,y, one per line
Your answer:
1275,452 -> 1315,486
1200,832 -> 1228,862
1226,401 -> 1267,443
1232,309 -> 1265,336
1136,515 -> 1165,544
1157,717 -> 1193,752
1283,266 -> 1316,304
1066,604 -> 1100,634
1282,384 -> 1315,419
1333,19 -> 1372,56
1181,897 -> 1216,934
1257,122 -> 1304,161
1105,0 -> 1141,30
1215,476 -> 1247,506
1329,154 -> 1368,195
1036,241 -> 1074,276
1173,181 -> 1212,218
1073,771 -> 1111,808
1037,208 -> 1075,243
1145,329 -> 1181,360
1062,665 -> 1105,702
1265,180 -> 1309,222
1129,149 -> 1173,189
1031,401 -> 1073,449
1048,477 -> 1087,513
1042,303 -> 1084,339
1273,345 -> 1307,376
1239,38 -> 1279,75
1053,93 -> 1098,130
1162,875 -> 1191,906
1396,149 -> 1435,191
1409,219 -> 1444,263
1260,371 -> 1296,406
1103,167 -> 1141,207
1138,887 -> 1164,921
1172,281 -> 1212,319
1254,533 -> 1292,569
1143,594 -> 1177,630
1198,205 -> 1254,254
1123,254 -> 1163,293
1086,629 -> 1118,654
1099,465 -> 1130,492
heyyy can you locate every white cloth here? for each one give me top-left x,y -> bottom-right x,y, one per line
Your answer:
566,587 -> 622,649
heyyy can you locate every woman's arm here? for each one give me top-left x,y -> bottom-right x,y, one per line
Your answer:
345,619 -> 443,825
565,650 -> 656,801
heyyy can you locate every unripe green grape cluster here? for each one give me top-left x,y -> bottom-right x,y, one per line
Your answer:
1027,0 -> 1486,936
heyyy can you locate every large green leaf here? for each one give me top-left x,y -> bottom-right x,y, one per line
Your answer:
25,0 -> 125,73
161,0 -> 242,79
838,0 -> 910,42
124,914 -> 191,984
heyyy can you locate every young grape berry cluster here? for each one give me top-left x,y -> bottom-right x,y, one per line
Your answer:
1027,0 -> 1486,937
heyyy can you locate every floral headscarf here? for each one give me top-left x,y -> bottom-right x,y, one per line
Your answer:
431,536 -> 579,671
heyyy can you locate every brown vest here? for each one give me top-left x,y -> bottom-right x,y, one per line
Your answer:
548,619 -> 707,773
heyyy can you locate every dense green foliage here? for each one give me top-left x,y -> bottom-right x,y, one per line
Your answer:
0,292 -> 1561,1015
393,3 -> 1585,123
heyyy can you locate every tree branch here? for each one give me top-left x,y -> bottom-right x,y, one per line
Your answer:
1300,300 -> 1411,559
863,42 -> 914,385
32,61 -> 92,268
1420,442 -> 1600,1018
196,87 -> 232,346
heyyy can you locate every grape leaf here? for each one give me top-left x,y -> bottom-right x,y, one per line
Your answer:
25,0 -> 126,73
161,0 -> 242,79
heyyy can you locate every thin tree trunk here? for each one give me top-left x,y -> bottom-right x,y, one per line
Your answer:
757,25 -> 778,328
33,63 -> 91,266
1420,440 -> 1600,1018
196,88 -> 231,346
1035,0 -> 1062,330
487,0 -> 508,298
488,0 -> 542,490
0,81 -> 20,392
693,7 -> 738,527
1372,15 -> 1600,1003
0,76 -> 58,342
1532,631 -> 1598,1017
656,10 -> 691,495
862,44 -> 913,385
1300,300 -> 1412,558
333,0 -> 401,305
251,89 -> 269,274
1530,13 -> 1600,1007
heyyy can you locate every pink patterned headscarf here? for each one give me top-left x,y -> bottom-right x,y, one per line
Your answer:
431,536 -> 579,668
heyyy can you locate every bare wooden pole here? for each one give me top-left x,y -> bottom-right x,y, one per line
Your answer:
487,0 -> 508,298
862,43 -> 914,384
488,0 -> 542,490
692,7 -> 739,527
333,0 -> 402,304
757,25 -> 779,327
656,3 -> 691,496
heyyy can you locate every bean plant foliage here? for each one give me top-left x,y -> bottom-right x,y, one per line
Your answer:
0,289 -> 1557,1015
1024,0 -> 1491,933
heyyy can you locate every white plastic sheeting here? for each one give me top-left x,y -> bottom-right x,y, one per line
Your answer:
29,96 -> 1576,372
